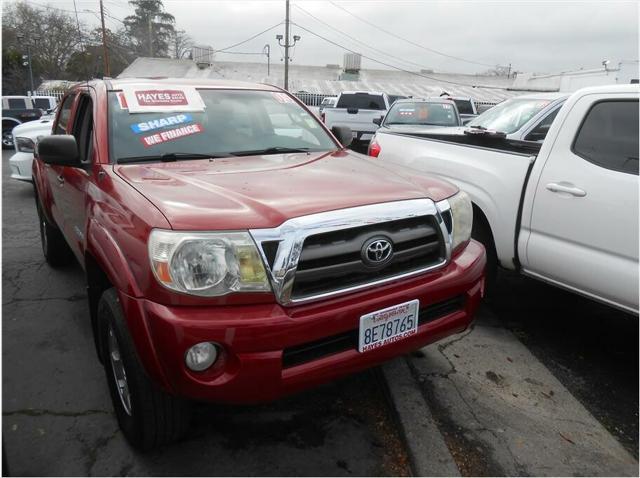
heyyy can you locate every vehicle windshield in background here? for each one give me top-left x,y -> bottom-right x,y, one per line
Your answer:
468,98 -> 551,133
384,102 -> 459,127
452,99 -> 474,115
336,93 -> 385,110
108,89 -> 337,163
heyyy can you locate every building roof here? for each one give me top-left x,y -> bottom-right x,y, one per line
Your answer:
118,57 -> 522,104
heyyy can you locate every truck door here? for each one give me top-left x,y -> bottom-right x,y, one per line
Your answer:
56,93 -> 94,262
46,92 -> 77,232
525,93 -> 639,312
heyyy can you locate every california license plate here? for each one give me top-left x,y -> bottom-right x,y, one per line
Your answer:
358,300 -> 419,353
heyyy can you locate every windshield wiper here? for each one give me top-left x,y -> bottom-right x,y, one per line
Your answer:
228,146 -> 314,156
467,125 -> 487,130
117,152 -> 228,164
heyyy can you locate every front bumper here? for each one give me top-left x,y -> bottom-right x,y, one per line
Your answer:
9,151 -> 33,182
119,240 -> 486,403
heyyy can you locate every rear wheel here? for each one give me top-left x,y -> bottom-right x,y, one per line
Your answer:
36,201 -> 73,267
97,288 -> 192,450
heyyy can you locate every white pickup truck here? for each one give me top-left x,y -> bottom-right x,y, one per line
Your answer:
323,91 -> 390,144
372,84 -> 639,314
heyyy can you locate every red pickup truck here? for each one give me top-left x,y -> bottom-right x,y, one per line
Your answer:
32,78 -> 485,450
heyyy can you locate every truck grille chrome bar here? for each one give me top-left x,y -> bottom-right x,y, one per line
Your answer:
250,199 -> 452,306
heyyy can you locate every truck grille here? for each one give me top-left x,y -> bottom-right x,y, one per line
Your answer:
291,215 -> 445,300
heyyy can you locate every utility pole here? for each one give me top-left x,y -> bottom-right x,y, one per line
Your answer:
284,0 -> 290,90
99,0 -> 111,76
276,0 -> 300,91
507,63 -> 512,78
148,15 -> 153,57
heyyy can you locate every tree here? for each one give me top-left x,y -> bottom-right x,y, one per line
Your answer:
65,27 -> 135,79
171,29 -> 192,59
123,0 -> 175,58
2,2 -> 86,82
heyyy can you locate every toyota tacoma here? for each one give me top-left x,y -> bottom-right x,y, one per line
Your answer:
32,78 -> 486,449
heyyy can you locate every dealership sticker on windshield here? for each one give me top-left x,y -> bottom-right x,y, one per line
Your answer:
120,85 -> 205,113
130,114 -> 193,134
140,123 -> 204,147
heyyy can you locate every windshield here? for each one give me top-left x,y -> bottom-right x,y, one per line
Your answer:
108,89 -> 337,162
384,101 -> 459,127
468,98 -> 552,133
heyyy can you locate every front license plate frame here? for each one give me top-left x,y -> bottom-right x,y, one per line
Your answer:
358,299 -> 419,353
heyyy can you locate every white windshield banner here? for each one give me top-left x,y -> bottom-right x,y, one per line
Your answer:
120,85 -> 206,113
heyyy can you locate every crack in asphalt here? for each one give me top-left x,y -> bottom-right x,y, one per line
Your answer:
3,408 -> 110,417
2,293 -> 87,307
407,327 -> 529,476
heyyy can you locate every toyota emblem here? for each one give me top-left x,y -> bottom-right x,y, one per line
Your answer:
362,237 -> 393,267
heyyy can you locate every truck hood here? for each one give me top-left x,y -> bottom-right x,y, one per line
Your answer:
114,150 -> 458,230
12,118 -> 53,138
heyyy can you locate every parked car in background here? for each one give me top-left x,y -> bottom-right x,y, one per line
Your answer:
372,84 -> 639,313
9,113 -> 54,182
2,96 -> 44,149
33,78 -> 486,449
323,90 -> 390,144
318,96 -> 337,115
424,93 -> 569,143
369,98 -> 462,156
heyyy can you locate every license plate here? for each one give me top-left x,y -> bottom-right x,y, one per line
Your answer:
352,131 -> 358,138
358,299 -> 419,353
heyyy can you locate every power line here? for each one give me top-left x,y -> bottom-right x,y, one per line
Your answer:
215,23 -> 283,52
293,4 -> 434,72
291,22 -> 508,90
328,1 -> 502,69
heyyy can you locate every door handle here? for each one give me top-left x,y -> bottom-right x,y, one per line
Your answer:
56,174 -> 65,185
545,182 -> 586,197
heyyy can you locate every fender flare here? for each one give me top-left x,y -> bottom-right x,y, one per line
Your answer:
85,220 -> 174,391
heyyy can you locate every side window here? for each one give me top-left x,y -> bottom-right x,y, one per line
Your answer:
55,93 -> 76,134
524,107 -> 561,142
8,98 -> 28,109
573,100 -> 639,175
71,95 -> 94,165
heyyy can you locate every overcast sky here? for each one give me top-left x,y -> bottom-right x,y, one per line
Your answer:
10,0 -> 639,74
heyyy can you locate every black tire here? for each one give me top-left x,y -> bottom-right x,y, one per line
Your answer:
97,288 -> 192,450
472,213 -> 498,297
2,130 -> 13,149
36,200 -> 74,267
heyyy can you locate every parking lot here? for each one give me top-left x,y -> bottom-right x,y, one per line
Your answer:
2,149 -> 638,476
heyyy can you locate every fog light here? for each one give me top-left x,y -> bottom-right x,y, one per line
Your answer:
185,342 -> 218,371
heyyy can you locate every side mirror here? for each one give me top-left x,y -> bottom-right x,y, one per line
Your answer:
331,126 -> 353,148
36,135 -> 80,166
373,117 -> 382,126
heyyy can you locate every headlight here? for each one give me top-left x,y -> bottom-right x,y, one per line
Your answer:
447,190 -> 473,252
148,230 -> 271,296
15,137 -> 35,153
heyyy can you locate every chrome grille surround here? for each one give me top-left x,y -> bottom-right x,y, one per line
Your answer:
250,198 -> 453,306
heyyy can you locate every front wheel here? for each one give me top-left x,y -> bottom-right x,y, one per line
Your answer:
97,288 -> 192,450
